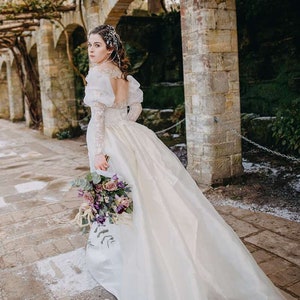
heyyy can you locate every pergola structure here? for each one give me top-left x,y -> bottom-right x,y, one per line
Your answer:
0,0 -> 77,51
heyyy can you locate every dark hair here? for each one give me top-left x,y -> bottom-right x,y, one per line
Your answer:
89,25 -> 130,79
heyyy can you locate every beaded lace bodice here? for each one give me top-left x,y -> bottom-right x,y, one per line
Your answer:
84,65 -> 143,156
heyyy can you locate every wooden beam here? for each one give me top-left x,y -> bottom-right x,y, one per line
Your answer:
0,11 -> 61,21
0,20 -> 39,31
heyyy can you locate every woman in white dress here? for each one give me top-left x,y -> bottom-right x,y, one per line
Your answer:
84,25 -> 285,300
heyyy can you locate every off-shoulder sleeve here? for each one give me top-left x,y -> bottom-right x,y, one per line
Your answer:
127,75 -> 143,121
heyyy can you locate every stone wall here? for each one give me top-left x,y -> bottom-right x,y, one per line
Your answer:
180,0 -> 243,184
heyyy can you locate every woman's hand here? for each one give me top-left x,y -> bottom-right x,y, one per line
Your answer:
94,154 -> 109,170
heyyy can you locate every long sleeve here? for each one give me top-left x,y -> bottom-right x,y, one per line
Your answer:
127,75 -> 143,121
93,102 -> 106,156
127,103 -> 142,121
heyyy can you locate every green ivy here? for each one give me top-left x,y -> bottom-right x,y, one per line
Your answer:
0,0 -> 67,13
73,45 -> 89,77
73,44 -> 89,123
270,98 -> 300,155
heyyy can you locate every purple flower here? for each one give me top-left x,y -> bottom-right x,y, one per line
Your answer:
117,181 -> 125,189
112,174 -> 118,181
96,215 -> 106,224
78,189 -> 84,197
116,205 -> 125,214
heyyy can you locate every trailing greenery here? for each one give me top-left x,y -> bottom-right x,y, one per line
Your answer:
73,44 -> 89,100
56,125 -> 82,140
269,98 -> 300,155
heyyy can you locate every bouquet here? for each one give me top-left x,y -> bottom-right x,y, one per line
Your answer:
72,171 -> 133,232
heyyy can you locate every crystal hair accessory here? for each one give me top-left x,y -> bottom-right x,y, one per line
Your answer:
103,25 -> 121,67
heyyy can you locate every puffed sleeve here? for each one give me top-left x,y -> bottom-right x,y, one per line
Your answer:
83,68 -> 115,107
127,75 -> 143,122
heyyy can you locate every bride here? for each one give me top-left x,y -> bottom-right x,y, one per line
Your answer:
83,24 -> 285,300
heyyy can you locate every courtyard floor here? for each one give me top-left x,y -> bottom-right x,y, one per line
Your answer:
0,119 -> 299,300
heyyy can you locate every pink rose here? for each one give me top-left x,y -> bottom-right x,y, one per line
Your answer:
103,180 -> 118,191
120,197 -> 131,208
83,192 -> 94,203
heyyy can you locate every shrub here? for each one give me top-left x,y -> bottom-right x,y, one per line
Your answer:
270,98 -> 300,155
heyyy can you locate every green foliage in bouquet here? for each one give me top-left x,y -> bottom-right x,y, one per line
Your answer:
72,172 -> 133,230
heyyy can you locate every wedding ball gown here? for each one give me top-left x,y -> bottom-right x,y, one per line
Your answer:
84,65 -> 285,300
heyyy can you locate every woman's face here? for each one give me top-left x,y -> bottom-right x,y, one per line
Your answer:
88,33 -> 110,64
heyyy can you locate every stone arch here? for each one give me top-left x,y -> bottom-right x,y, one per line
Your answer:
0,61 -> 10,119
104,0 -> 135,27
36,20 -> 85,137
83,0 -> 135,30
54,23 -> 86,129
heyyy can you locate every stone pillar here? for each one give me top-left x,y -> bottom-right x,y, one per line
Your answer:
180,0 -> 243,185
6,59 -> 24,121
0,61 -> 10,119
37,19 -> 78,137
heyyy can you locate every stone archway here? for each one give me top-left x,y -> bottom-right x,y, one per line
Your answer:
36,21 -> 85,137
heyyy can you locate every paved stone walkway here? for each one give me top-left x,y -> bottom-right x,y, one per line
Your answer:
0,119 -> 299,300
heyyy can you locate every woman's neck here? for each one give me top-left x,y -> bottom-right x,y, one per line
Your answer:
95,60 -> 115,69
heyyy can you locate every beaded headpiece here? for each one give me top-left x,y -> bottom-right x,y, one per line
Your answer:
103,25 -> 119,49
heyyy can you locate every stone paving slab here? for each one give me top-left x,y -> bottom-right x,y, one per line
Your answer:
0,119 -> 299,300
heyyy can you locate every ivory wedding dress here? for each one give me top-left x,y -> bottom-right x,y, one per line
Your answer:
84,65 -> 285,300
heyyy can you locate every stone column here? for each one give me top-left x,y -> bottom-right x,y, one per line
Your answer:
37,19 -> 78,137
180,0 -> 243,185
0,61 -> 10,119
6,59 -> 24,122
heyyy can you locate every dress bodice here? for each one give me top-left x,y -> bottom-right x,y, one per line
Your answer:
84,65 -> 143,109
84,64 -> 143,156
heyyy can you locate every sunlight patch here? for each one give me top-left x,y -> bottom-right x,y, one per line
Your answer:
36,248 -> 98,298
15,181 -> 47,193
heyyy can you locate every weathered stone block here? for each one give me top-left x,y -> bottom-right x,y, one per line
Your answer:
215,9 -> 236,30
211,71 -> 229,93
207,29 -> 233,52
203,141 -> 235,157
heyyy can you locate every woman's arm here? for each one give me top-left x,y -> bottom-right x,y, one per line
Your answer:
93,102 -> 109,170
127,102 -> 142,121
